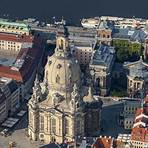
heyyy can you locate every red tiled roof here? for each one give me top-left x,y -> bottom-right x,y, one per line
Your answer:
134,107 -> 148,127
0,66 -> 22,82
131,127 -> 148,142
131,96 -> 148,143
93,137 -> 112,148
0,37 -> 43,82
92,137 -> 124,148
135,108 -> 144,117
0,32 -> 34,43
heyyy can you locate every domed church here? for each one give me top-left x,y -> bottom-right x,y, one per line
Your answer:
28,36 -> 102,144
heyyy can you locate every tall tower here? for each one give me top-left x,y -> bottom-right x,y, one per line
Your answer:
28,75 -> 42,141
28,36 -> 83,144
70,84 -> 85,143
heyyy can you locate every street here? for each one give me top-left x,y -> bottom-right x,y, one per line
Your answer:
100,100 -> 130,138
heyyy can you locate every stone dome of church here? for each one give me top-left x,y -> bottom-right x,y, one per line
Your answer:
44,37 -> 81,98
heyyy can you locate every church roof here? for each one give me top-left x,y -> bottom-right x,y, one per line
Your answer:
90,44 -> 115,70
124,59 -> 148,79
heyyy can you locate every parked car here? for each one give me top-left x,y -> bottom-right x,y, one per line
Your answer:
0,128 -> 9,136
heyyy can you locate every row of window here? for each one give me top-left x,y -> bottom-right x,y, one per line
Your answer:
125,120 -> 133,124
124,107 -> 137,111
0,47 -> 20,51
98,34 -> 110,38
0,29 -> 27,34
40,116 -> 69,135
0,41 -> 17,44
0,44 -> 20,48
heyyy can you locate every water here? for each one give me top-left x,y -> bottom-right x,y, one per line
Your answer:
0,0 -> 148,25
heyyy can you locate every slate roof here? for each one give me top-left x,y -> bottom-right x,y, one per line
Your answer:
124,59 -> 148,79
98,20 -> 114,30
90,44 -> 115,68
113,28 -> 148,43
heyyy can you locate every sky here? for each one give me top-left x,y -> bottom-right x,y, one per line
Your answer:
0,0 -> 148,24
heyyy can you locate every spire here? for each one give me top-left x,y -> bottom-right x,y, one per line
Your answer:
71,83 -> 80,101
83,85 -> 94,102
70,83 -> 81,112
88,85 -> 94,101
55,37 -> 71,58
32,74 -> 42,103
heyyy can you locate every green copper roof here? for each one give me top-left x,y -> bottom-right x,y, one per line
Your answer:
0,19 -> 30,31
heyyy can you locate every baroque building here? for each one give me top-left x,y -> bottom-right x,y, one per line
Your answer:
28,36 -> 102,144
124,58 -> 148,98
89,44 -> 115,96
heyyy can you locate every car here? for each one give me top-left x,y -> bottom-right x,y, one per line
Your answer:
0,128 -> 9,136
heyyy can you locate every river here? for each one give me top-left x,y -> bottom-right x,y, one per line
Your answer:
0,0 -> 148,25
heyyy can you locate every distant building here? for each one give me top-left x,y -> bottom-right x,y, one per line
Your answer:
0,22 -> 44,101
0,19 -> 30,35
120,99 -> 141,130
0,77 -> 20,124
71,42 -> 95,67
0,33 -> 33,54
81,17 -> 100,29
117,133 -> 131,145
97,20 -> 114,46
92,136 -> 127,148
124,58 -> 148,97
112,28 -> 147,60
100,16 -> 147,29
89,44 -> 115,96
130,96 -> 148,148
68,26 -> 96,43
68,26 -> 97,68
123,100 -> 141,115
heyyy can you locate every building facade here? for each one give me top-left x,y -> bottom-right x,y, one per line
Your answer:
71,42 -> 95,67
124,58 -> 148,97
0,20 -> 44,101
0,20 -> 30,35
89,44 -> 115,96
97,20 -> 113,46
28,36 -> 102,144
120,99 -> 141,130
0,77 -> 20,124
130,97 -> 148,148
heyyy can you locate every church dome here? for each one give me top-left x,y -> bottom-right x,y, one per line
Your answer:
45,37 -> 81,97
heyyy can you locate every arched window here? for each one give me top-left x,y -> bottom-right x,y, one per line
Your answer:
56,75 -> 60,83
65,118 -> 69,135
51,118 -> 56,133
40,116 -> 44,131
59,39 -> 64,49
